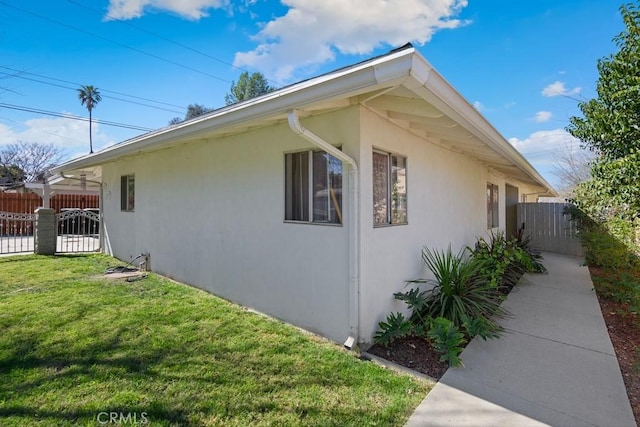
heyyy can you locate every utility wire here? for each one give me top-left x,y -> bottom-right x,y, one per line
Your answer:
0,103 -> 153,132
66,0 -> 283,88
0,1 -> 232,84
0,69 -> 185,115
0,65 -> 186,113
0,65 -> 186,110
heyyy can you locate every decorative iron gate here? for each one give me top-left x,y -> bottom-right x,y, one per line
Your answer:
0,211 -> 35,255
56,208 -> 101,253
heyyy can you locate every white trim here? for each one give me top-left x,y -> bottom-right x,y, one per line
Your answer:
52,47 -> 554,196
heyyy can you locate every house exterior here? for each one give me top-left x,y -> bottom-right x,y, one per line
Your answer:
53,45 -> 556,348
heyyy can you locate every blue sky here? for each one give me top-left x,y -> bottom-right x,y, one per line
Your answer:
0,0 -> 626,188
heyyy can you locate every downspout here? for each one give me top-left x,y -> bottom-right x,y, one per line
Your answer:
60,171 -> 105,252
287,110 -> 361,350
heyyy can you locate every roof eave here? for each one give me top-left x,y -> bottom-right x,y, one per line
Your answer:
406,55 -> 558,197
52,47 -> 417,174
52,47 -> 556,197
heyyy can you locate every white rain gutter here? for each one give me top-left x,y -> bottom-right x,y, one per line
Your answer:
51,48 -> 415,175
287,110 -> 361,350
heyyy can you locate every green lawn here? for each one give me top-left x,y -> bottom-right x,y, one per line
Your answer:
0,254 -> 430,426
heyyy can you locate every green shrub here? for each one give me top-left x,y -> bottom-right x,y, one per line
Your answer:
593,272 -> 640,313
374,312 -> 414,347
397,246 -> 505,331
427,317 -> 466,367
514,228 -> 547,273
373,243 -> 513,354
469,230 -> 543,293
462,316 -> 501,341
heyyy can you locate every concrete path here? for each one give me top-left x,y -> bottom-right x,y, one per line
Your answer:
406,252 -> 636,427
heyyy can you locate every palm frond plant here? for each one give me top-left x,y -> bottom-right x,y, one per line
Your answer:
397,246 -> 506,336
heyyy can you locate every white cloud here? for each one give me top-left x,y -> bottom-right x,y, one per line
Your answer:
534,111 -> 552,123
541,81 -> 582,97
509,129 -> 590,189
0,116 -> 113,157
234,0 -> 470,82
106,0 -> 229,20
509,128 -> 579,157
472,101 -> 484,111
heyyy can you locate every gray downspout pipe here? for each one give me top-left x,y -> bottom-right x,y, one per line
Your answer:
60,171 -> 105,252
287,110 -> 361,349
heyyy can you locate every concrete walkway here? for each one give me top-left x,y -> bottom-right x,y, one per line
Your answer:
406,252 -> 636,427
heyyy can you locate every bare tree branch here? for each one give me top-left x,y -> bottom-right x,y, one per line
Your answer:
0,141 -> 67,183
551,140 -> 595,195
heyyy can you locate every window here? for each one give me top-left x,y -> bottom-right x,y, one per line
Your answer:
285,150 -> 342,224
487,182 -> 499,228
121,175 -> 135,212
373,151 -> 407,226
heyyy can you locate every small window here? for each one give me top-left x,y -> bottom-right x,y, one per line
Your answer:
121,175 -> 135,212
285,150 -> 342,224
373,151 -> 407,226
487,182 -> 499,228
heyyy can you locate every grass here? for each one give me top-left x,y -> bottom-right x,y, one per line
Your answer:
0,254 -> 430,426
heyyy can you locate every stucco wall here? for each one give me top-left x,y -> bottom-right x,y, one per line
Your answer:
100,107 -> 360,343
99,103 -> 542,347
357,107 -> 541,345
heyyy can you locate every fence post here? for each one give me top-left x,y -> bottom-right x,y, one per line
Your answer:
34,208 -> 56,255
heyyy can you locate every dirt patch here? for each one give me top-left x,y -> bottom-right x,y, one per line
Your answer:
367,336 -> 448,380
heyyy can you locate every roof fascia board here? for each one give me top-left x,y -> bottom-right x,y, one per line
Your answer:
407,55 -> 557,196
53,49 -> 416,174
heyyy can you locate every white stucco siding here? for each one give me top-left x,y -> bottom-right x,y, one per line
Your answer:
357,107 -> 539,345
100,107 -> 359,343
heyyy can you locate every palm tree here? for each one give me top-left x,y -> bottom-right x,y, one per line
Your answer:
77,85 -> 102,154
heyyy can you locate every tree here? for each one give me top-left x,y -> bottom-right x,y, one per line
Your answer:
566,3 -> 640,252
168,103 -> 213,125
0,142 -> 67,183
224,71 -> 275,105
551,141 -> 594,194
0,164 -> 25,185
77,85 -> 102,154
567,4 -> 640,161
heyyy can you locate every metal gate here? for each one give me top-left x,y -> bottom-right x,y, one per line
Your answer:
517,202 -> 583,257
0,211 -> 35,255
56,208 -> 101,253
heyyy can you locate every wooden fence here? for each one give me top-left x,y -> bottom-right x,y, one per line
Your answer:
0,192 -> 99,214
0,192 -> 99,236
517,202 -> 583,257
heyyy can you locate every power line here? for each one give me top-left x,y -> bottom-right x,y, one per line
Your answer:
0,68 -> 185,115
66,0 -> 284,88
0,1 -> 232,84
0,102 -> 153,132
0,65 -> 186,110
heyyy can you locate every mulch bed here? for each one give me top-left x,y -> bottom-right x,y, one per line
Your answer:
367,275 -> 520,381
590,266 -> 640,425
367,336 -> 448,380
368,267 -> 640,427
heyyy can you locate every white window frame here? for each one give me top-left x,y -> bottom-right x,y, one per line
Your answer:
284,149 -> 343,225
373,150 -> 408,227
